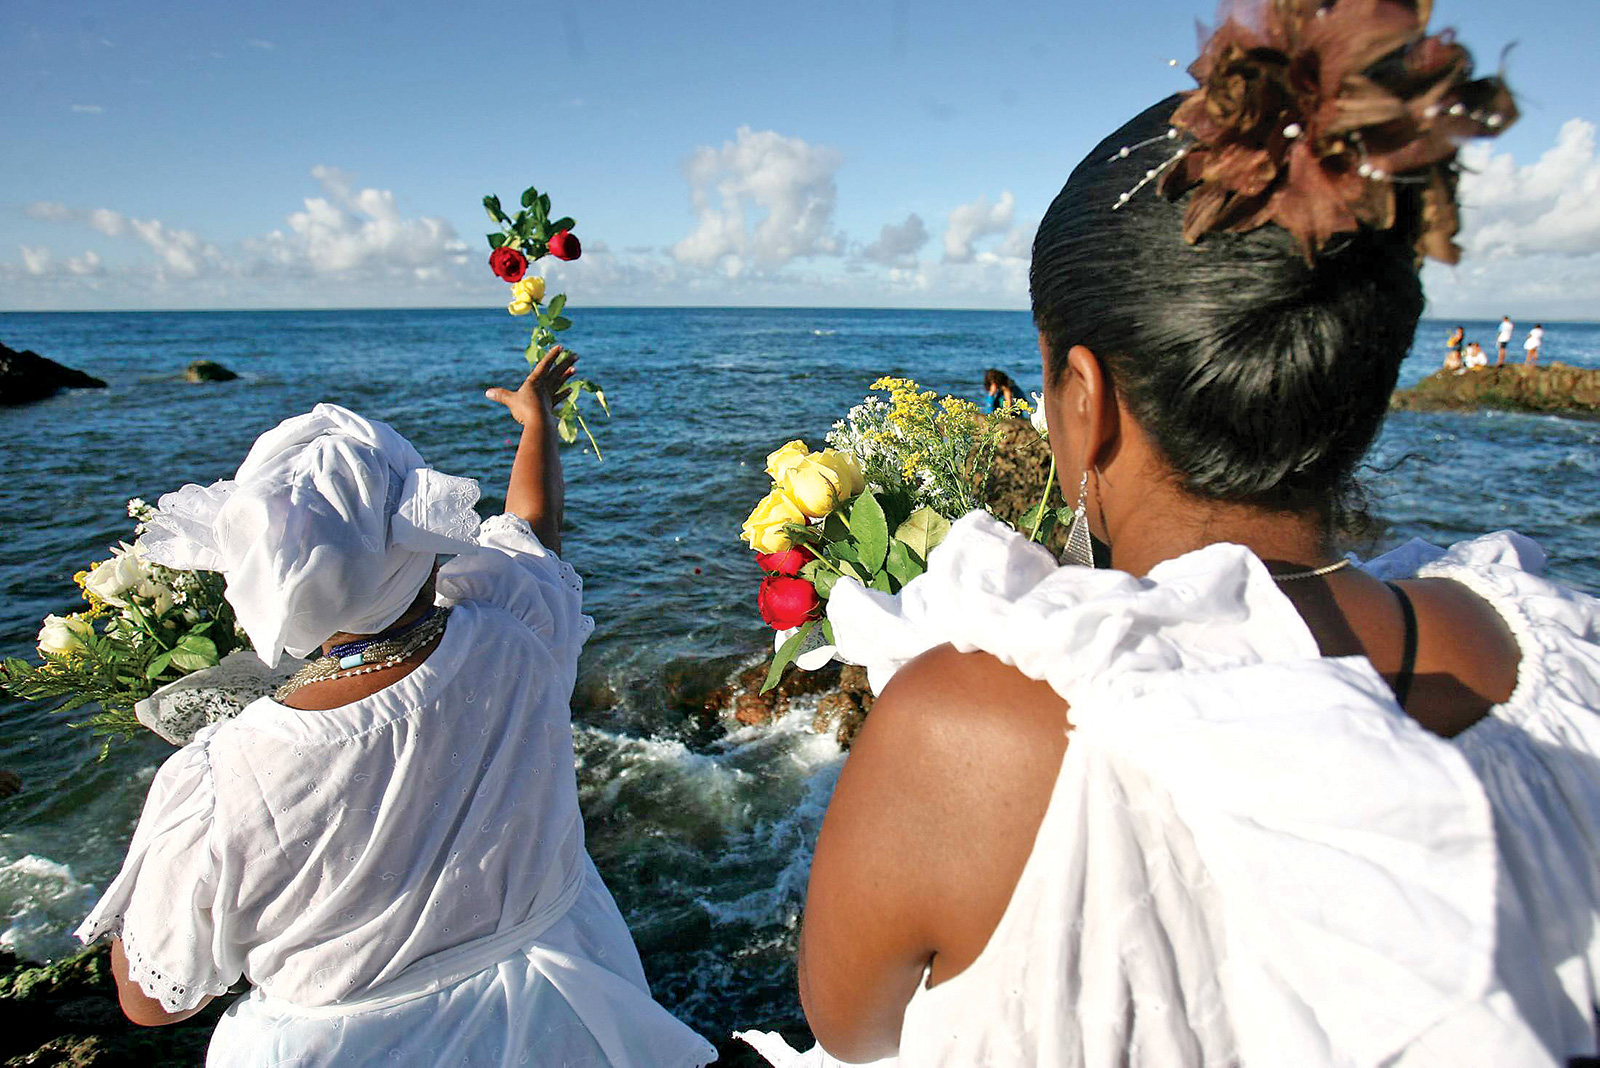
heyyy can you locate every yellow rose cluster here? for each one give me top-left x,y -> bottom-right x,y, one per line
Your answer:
507,275 -> 546,316
740,440 -> 865,553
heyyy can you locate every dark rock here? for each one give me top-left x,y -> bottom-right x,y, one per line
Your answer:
0,942 -> 229,1065
0,343 -> 106,406
972,417 -> 1068,554
1391,364 -> 1600,417
184,360 -> 238,383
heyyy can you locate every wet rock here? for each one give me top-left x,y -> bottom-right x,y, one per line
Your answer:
184,360 -> 238,383
0,342 -> 106,406
0,942 -> 229,1065
1391,364 -> 1600,417
733,692 -> 775,727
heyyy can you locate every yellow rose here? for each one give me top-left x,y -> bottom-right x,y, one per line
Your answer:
741,486 -> 807,553
781,454 -> 850,518
508,298 -> 534,316
765,440 -> 809,482
813,448 -> 864,498
513,276 -> 546,304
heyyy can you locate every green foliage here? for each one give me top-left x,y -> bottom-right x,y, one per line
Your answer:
761,620 -> 816,694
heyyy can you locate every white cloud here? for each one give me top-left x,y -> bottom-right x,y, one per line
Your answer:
1423,118 -> 1600,319
19,246 -> 52,275
89,208 -> 127,237
25,201 -> 73,222
252,165 -> 469,276
943,191 -> 1016,262
1456,119 -> 1600,258
859,213 -> 929,267
670,127 -> 845,277
66,250 -> 103,276
70,104 -> 104,115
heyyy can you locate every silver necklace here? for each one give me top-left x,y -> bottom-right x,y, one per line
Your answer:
1271,558 -> 1354,582
275,607 -> 452,700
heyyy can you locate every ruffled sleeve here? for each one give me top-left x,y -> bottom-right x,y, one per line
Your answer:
75,729 -> 238,1013
435,513 -> 593,661
827,511 -> 1319,700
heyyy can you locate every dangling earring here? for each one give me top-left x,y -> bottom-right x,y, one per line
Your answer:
1063,470 -> 1094,568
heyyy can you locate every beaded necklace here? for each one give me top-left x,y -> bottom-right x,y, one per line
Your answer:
274,606 -> 452,701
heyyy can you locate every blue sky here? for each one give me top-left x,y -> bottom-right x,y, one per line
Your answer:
4,0 -> 1598,315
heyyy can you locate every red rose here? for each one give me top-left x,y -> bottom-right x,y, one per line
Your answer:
489,247 -> 528,282
547,230 -> 582,261
756,547 -> 812,577
758,575 -> 821,630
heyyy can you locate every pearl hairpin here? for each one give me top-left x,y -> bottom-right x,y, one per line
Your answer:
1112,146 -> 1190,210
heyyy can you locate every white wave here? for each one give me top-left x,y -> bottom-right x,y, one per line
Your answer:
0,853 -> 99,962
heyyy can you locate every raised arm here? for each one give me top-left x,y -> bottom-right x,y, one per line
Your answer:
485,346 -> 577,554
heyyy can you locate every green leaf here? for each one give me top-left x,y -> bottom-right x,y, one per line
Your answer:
847,492 -> 889,573
821,618 -> 835,645
869,569 -> 893,594
483,195 -> 507,223
895,507 -> 951,559
538,193 -> 552,217
557,418 -> 579,444
830,541 -> 860,564
760,620 -> 815,694
145,651 -> 173,679
592,389 -> 610,416
811,567 -> 838,599
487,232 -> 507,250
884,540 -> 924,587
1019,502 -> 1045,530
836,559 -> 867,584
513,210 -> 529,233
823,512 -> 851,542
521,186 -> 539,209
549,216 -> 575,233
550,316 -> 573,332
547,293 -> 567,318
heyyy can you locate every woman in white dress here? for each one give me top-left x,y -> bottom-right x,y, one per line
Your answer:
775,4 -> 1600,1066
77,349 -> 717,1067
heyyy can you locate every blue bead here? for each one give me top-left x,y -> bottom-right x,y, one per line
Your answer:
338,653 -> 364,669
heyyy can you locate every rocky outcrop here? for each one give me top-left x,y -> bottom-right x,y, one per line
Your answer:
0,943 -> 229,1065
184,360 -> 238,383
1391,364 -> 1600,417
0,343 -> 106,406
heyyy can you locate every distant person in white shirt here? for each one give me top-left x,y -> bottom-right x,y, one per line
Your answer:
1524,323 -> 1544,365
1464,341 -> 1488,369
1497,315 -> 1513,365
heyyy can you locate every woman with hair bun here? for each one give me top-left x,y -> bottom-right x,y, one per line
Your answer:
771,2 -> 1600,1065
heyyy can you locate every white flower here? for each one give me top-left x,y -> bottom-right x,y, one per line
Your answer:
135,578 -> 176,616
1030,393 -> 1049,438
83,542 -> 148,607
37,614 -> 93,657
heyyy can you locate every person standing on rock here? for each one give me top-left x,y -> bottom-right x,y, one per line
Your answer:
1525,323 -> 1544,365
1497,315 -> 1514,365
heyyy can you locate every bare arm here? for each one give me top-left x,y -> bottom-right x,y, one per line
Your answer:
485,346 -> 577,553
110,937 -> 213,1027
798,645 -> 1068,1060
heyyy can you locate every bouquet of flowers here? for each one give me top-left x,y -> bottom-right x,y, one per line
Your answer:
483,183 -> 610,457
1,499 -> 247,750
742,376 -> 1043,692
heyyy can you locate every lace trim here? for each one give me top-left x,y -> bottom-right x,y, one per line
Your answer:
480,513 -> 584,595
81,918 -> 228,1014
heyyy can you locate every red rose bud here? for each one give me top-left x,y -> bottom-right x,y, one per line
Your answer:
758,576 -> 821,631
756,547 -> 812,577
489,247 -> 528,282
548,230 -> 582,261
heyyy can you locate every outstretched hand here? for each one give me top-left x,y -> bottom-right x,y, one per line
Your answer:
485,346 -> 578,427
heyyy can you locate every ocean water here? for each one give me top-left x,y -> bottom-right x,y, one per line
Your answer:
1,307 -> 1597,1049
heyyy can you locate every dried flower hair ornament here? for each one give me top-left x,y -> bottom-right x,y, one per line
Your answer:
1110,0 -> 1517,265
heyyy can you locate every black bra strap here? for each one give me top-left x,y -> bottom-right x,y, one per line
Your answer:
1385,581 -> 1418,708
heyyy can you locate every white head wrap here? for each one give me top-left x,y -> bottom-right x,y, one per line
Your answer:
139,403 -> 482,667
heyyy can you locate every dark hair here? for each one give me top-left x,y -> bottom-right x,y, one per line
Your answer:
983,368 -> 1021,395
1030,95 -> 1426,515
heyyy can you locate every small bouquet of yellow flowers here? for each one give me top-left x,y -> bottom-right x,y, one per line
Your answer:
2,499 -> 247,750
741,376 -> 1033,691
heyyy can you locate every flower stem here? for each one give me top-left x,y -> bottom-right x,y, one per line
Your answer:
1028,457 -> 1057,543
